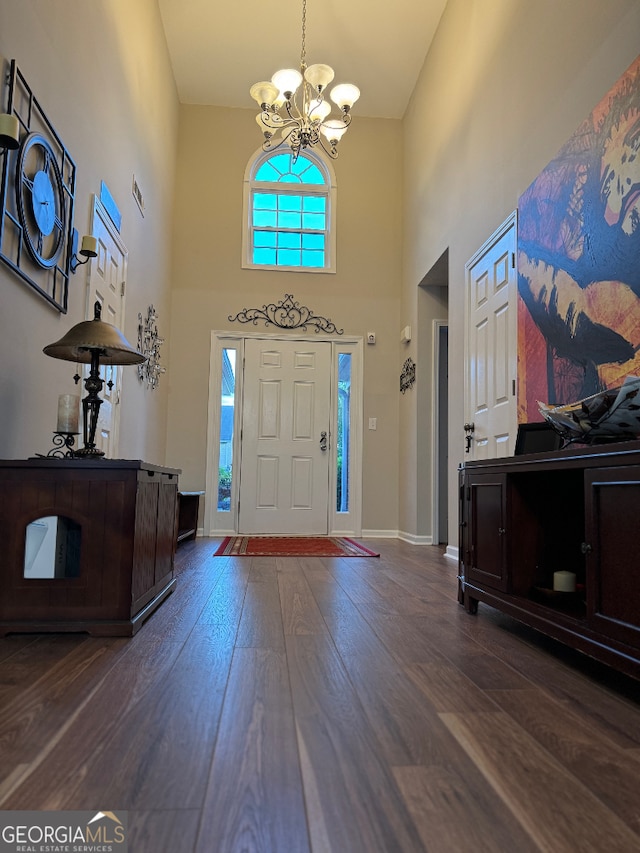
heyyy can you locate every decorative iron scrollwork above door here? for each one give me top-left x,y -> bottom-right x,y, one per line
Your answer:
229,293 -> 344,335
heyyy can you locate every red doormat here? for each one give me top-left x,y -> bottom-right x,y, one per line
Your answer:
214,536 -> 380,557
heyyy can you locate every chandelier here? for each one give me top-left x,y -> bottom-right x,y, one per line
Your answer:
249,0 -> 360,160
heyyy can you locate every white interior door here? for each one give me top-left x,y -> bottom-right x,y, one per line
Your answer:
465,213 -> 517,460
85,197 -> 128,458
239,338 -> 331,534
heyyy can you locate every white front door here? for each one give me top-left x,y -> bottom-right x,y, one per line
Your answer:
85,197 -> 128,458
465,212 -> 518,460
239,338 -> 331,534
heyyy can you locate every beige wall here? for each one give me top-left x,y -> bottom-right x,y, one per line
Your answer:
165,106 -> 404,533
0,0 -> 178,464
401,0 -> 640,548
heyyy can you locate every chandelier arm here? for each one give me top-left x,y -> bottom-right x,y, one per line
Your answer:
262,135 -> 288,154
317,134 -> 339,160
308,92 -> 325,114
282,97 -> 302,123
260,110 -> 298,131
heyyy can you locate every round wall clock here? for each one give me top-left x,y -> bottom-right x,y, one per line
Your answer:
15,133 -> 66,269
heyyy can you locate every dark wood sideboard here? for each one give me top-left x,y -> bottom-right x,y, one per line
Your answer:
0,459 -> 180,636
458,440 -> 640,680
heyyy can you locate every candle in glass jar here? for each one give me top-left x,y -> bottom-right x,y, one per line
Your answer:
57,394 -> 80,433
553,570 -> 576,592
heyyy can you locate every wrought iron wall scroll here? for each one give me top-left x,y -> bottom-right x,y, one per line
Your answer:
400,358 -> 416,393
137,305 -> 166,389
229,293 -> 343,334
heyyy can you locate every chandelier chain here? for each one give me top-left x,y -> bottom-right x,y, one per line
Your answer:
300,0 -> 307,70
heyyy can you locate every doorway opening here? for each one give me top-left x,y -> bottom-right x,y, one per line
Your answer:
418,249 -> 449,546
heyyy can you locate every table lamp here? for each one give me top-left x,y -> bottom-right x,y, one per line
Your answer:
43,301 -> 145,457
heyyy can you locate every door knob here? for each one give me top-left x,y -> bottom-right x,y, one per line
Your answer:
320,431 -> 327,451
464,422 -> 475,453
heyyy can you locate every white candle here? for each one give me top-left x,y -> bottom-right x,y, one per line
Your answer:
57,394 -> 80,433
80,235 -> 98,257
553,570 -> 576,592
0,113 -> 19,148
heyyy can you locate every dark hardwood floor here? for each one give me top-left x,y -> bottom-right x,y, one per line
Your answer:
1,538 -> 640,852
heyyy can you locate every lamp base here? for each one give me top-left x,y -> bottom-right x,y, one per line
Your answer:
74,446 -> 106,458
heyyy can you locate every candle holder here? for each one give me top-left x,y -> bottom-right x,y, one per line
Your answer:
37,431 -> 80,459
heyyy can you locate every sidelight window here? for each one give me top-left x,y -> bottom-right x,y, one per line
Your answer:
336,353 -> 351,512
217,347 -> 236,512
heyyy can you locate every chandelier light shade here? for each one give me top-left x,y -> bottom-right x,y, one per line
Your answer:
250,0 -> 360,160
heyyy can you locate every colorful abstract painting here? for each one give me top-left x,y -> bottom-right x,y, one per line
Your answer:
517,55 -> 640,422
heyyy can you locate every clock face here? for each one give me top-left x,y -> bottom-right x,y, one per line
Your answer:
31,170 -> 56,235
15,133 -> 65,268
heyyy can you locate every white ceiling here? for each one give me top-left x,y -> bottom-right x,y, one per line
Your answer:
158,0 -> 448,119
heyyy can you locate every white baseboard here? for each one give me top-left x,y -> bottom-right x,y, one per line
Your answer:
200,529 -> 454,552
361,529 -> 400,539
397,531 -> 434,545
356,529 -> 447,546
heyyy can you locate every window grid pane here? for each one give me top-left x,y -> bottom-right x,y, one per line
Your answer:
279,195 -> 302,212
302,251 -> 324,268
254,230 -> 277,248
302,212 -> 325,230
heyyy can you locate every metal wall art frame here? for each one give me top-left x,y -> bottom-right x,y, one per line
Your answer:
400,357 -> 416,393
137,305 -> 166,389
229,293 -> 344,334
0,60 -> 77,312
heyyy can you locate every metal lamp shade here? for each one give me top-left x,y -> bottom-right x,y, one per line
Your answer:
43,303 -> 144,365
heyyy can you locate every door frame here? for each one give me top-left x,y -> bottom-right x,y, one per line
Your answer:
431,320 -> 448,545
204,330 -> 364,537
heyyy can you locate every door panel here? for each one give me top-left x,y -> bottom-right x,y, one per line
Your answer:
466,215 -> 517,460
239,338 -> 331,534
585,468 -> 640,650
86,198 -> 128,458
466,473 -> 508,592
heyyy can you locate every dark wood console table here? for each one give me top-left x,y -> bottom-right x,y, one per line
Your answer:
459,440 -> 640,680
0,458 -> 180,636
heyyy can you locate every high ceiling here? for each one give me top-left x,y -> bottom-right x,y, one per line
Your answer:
158,0 -> 448,119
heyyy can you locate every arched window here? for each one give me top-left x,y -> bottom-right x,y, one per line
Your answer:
243,148 -> 336,273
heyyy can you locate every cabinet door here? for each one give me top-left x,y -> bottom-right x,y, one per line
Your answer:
585,468 -> 640,650
155,478 -> 178,582
132,479 -> 160,604
465,472 -> 508,592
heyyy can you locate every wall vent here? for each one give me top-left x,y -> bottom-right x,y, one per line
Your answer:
132,175 -> 145,217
